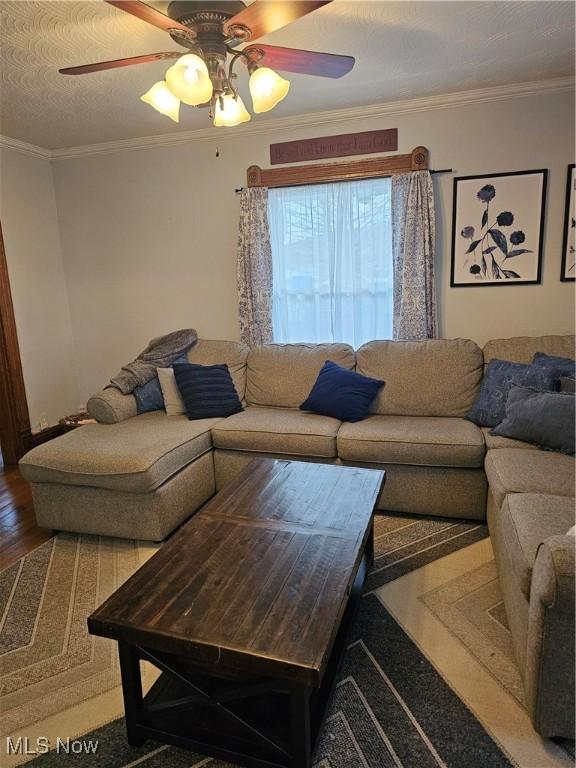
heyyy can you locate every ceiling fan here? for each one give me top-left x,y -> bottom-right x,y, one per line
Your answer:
59,0 -> 355,127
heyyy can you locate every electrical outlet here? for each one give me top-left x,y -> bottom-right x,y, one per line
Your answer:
39,413 -> 49,430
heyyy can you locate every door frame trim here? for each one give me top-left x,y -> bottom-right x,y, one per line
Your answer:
0,221 -> 31,464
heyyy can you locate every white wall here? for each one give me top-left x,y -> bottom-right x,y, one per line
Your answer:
51,88 -> 575,404
0,147 -> 79,431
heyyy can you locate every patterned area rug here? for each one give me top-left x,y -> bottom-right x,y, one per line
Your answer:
366,513 -> 487,592
378,531 -> 574,768
0,534 -> 159,766
1,513 -> 570,767
19,595 -> 516,768
421,560 -> 526,705
419,560 -> 575,764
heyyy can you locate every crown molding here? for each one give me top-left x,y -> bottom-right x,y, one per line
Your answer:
50,76 -> 574,161
0,135 -> 51,160
2,76 -> 573,162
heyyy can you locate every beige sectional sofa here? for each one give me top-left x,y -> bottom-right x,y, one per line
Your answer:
19,333 -> 575,738
480,335 -> 575,738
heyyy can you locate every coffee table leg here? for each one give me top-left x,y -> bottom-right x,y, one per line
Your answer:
290,685 -> 312,768
367,518 -> 375,567
118,641 -> 145,747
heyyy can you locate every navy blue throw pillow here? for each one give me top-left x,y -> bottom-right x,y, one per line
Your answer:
525,352 -> 576,391
300,360 -> 384,422
466,359 -> 530,428
173,363 -> 243,420
134,352 -> 188,414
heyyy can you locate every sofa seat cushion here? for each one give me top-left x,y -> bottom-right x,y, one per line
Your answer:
19,412 -> 220,493
481,427 -> 537,451
485,448 -> 576,509
211,407 -> 341,457
498,493 -> 575,599
337,416 -> 485,467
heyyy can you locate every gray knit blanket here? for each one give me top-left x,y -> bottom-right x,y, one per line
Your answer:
108,328 -> 198,394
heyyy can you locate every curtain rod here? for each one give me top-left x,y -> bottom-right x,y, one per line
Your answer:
234,168 -> 453,193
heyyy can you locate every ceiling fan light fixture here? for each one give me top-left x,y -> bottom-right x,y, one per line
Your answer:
165,53 -> 213,106
249,66 -> 290,113
140,81 -> 180,122
213,93 -> 251,128
60,1 -> 356,130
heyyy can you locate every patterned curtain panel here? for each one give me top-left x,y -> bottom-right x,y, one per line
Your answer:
391,170 -> 437,340
237,187 -> 273,346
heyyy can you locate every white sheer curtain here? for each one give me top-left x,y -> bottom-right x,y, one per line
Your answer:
268,177 -> 393,347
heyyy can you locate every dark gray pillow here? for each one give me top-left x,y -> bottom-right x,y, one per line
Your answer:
528,352 -> 576,391
560,377 -> 576,394
466,359 -> 530,427
491,385 -> 575,455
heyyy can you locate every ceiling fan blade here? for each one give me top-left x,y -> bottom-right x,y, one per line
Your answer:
59,52 -> 181,75
104,1 -> 193,34
225,1 -> 331,42
245,44 -> 354,78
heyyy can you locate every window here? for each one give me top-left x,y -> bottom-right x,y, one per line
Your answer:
268,177 -> 393,347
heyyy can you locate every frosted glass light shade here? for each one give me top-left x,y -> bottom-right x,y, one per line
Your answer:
213,93 -> 251,127
165,54 -> 213,106
140,81 -> 180,122
249,67 -> 290,113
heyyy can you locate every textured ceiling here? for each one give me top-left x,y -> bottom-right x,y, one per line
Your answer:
0,0 -> 574,149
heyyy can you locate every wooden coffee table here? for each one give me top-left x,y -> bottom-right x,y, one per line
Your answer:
89,458 -> 385,768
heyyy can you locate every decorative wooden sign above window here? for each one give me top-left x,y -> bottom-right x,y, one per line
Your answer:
270,128 -> 398,165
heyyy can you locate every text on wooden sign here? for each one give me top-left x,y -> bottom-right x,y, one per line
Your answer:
270,128 -> 398,165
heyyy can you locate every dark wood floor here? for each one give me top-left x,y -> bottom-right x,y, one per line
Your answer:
0,455 -> 54,571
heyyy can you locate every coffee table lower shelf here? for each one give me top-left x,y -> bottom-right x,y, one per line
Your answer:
116,549 -> 370,768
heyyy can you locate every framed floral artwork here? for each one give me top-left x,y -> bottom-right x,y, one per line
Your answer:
561,164 -> 575,281
450,170 -> 547,287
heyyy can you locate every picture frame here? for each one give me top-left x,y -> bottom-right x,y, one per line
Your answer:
450,169 -> 547,287
560,163 -> 575,281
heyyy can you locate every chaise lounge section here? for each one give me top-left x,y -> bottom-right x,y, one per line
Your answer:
19,339 -> 249,540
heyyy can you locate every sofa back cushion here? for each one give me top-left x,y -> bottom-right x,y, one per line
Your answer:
246,343 -> 355,408
186,339 -> 249,399
356,339 -> 483,417
483,335 -> 575,366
